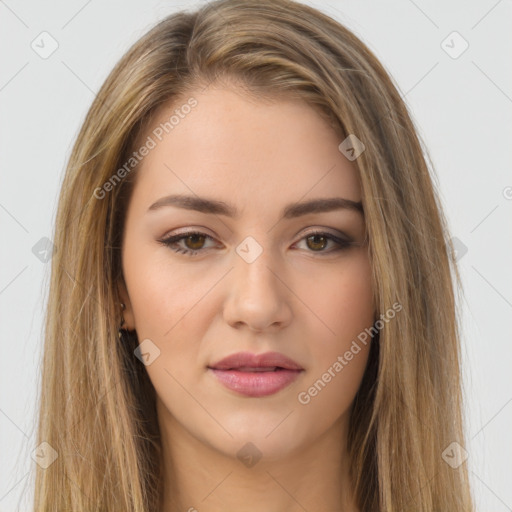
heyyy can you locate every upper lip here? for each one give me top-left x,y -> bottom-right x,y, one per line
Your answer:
208,351 -> 303,371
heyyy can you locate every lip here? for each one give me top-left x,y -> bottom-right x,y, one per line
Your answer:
209,351 -> 303,371
207,351 -> 304,397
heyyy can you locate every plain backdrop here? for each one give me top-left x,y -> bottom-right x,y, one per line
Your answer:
1,0 -> 511,510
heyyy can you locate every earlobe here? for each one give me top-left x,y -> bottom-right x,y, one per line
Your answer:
117,278 -> 135,331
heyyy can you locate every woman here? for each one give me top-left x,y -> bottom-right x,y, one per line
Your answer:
33,0 -> 474,510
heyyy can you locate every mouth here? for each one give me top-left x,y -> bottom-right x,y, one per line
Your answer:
218,366 -> 287,372
207,351 -> 304,397
208,351 -> 304,371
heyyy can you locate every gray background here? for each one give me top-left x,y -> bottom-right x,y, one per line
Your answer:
1,0 -> 511,510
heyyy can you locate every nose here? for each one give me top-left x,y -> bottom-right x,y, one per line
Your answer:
222,244 -> 293,333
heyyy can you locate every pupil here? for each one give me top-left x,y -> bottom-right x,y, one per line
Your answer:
186,234 -> 205,250
308,234 -> 326,251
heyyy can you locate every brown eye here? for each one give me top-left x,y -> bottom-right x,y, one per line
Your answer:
295,231 -> 352,254
305,234 -> 329,251
158,231 -> 216,256
183,233 -> 207,250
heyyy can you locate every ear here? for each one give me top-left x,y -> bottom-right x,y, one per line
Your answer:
117,277 -> 135,331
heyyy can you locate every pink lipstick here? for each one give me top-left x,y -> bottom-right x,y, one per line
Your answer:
208,351 -> 304,397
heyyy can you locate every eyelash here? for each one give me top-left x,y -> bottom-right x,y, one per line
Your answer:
157,230 -> 354,257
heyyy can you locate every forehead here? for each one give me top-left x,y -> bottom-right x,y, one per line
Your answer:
128,86 -> 362,214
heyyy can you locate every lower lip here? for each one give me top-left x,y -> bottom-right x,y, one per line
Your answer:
208,368 -> 303,397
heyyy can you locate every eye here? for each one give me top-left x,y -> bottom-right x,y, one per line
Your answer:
158,231 -> 216,256
293,230 -> 353,254
158,229 -> 354,257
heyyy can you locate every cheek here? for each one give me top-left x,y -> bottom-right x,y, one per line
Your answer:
122,249 -> 211,398
122,242 -> 227,399
123,239 -> 215,340
298,250 -> 375,343
294,252 -> 374,411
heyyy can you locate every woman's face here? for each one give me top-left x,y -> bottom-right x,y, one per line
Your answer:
119,84 -> 375,460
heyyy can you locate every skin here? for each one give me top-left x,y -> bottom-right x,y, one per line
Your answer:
118,83 -> 375,512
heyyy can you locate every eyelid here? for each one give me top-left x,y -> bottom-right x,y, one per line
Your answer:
300,227 -> 351,241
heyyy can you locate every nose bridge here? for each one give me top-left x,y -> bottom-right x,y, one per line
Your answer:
233,234 -> 282,297
223,234 -> 292,331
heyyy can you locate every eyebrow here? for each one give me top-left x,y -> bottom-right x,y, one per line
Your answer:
147,194 -> 363,218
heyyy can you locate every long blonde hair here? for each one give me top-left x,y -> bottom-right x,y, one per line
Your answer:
33,0 -> 474,510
